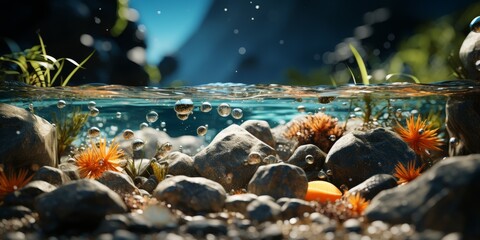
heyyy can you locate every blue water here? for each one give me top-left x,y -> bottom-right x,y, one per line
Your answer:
2,81 -> 477,149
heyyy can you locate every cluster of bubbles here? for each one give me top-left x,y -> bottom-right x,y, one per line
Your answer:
174,99 -> 194,120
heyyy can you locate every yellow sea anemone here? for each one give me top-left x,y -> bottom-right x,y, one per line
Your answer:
0,168 -> 32,200
75,138 -> 124,179
393,161 -> 422,185
396,115 -> 443,155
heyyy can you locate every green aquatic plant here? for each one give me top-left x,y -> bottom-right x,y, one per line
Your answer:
52,107 -> 89,160
0,35 -> 94,87
348,44 -> 370,85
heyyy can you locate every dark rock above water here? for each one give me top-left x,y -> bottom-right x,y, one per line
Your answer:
365,154 -> 480,238
0,103 -> 57,172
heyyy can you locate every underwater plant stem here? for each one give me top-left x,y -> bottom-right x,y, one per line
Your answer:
363,94 -> 372,124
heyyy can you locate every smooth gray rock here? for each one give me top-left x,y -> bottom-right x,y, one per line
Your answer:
31,165 -> 70,186
97,170 -> 140,196
153,175 -> 227,215
445,92 -> 480,156
248,163 -> 308,200
0,103 -> 57,171
325,128 -> 417,188
117,127 -> 204,158
365,154 -> 480,238
286,144 -> 327,181
35,179 -> 127,233
3,180 -> 56,209
246,198 -> 282,223
159,151 -> 199,177
348,174 -> 398,201
193,124 -> 276,191
278,198 -> 316,220
459,31 -> 480,81
225,193 -> 258,215
241,120 -> 276,148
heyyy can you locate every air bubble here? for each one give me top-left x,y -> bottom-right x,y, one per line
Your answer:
132,138 -> 145,151
231,108 -> 243,119
225,173 -> 233,184
470,16 -> 480,32
123,129 -> 134,140
317,170 -> 327,180
146,111 -> 159,123
174,99 -> 194,114
217,103 -> 231,117
449,137 -> 457,145
88,101 -> 96,110
305,155 -> 314,164
116,112 -> 122,119
139,122 -> 149,129
57,100 -> 66,109
197,126 -> 208,136
297,105 -> 306,113
88,127 -> 100,138
176,113 -> 189,121
201,102 -> 212,112
328,135 -> 337,141
89,107 -> 99,117
247,152 -> 262,165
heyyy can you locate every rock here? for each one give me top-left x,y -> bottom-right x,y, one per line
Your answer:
364,154 -> 480,238
139,175 -> 158,194
97,170 -> 140,196
0,103 -> 57,172
459,31 -> 480,81
58,162 -> 80,180
246,198 -> 282,223
31,165 -> 70,186
225,193 -> 258,215
3,180 -> 56,209
240,120 -> 276,148
343,218 -> 362,233
0,205 -> 32,220
271,124 -> 300,161
286,144 -> 327,181
183,219 -> 228,237
348,174 -> 398,201
278,198 -> 316,220
153,175 -> 227,215
445,92 -> 480,156
248,163 -> 308,200
159,151 -> 199,177
325,128 -> 416,188
193,124 -> 276,191
35,179 -> 128,233
117,127 -> 204,158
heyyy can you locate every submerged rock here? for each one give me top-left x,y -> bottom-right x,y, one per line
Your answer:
325,128 -> 416,188
193,124 -> 276,191
35,179 -> 128,234
240,120 -> 276,148
365,154 -> 480,238
159,151 -> 199,177
153,175 -> 227,215
248,162 -> 308,200
286,144 -> 326,181
0,103 -> 57,171
348,174 -> 398,201
445,92 -> 480,156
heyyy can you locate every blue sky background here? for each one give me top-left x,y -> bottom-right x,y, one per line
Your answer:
129,0 -> 213,65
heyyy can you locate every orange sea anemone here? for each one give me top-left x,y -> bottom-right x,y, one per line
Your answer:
75,138 -> 124,179
284,112 -> 344,152
393,161 -> 422,185
0,168 -> 32,200
344,193 -> 370,216
396,115 -> 443,155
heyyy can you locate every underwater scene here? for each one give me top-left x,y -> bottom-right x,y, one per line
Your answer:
2,1 -> 480,239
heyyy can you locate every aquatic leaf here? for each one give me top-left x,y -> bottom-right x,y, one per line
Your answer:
62,50 -> 95,86
349,44 -> 369,85
151,161 -> 168,182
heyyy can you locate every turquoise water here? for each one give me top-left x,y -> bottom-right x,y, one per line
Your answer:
1,81 -> 478,150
